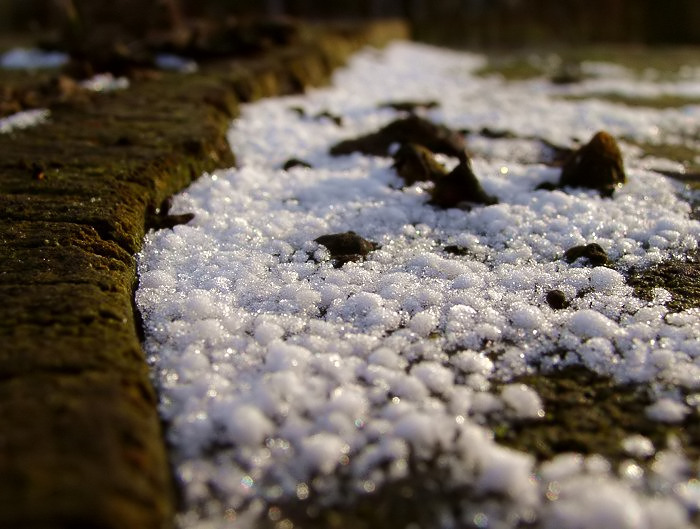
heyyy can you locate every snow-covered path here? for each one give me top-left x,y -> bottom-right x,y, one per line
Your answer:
136,42 -> 700,529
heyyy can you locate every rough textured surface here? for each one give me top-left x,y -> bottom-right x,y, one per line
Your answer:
0,20 -> 408,529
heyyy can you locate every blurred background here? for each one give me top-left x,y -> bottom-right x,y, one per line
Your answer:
0,0 -> 698,47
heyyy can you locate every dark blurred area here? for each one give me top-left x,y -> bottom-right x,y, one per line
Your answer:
0,0 -> 698,47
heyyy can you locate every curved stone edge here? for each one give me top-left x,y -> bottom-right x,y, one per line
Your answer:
0,21 -> 409,529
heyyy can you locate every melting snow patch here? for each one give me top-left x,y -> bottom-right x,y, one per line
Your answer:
137,42 -> 700,528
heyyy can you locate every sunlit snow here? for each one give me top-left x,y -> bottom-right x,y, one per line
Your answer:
136,42 -> 700,529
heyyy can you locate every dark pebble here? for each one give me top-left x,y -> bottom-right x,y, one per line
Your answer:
330,116 -> 468,162
430,161 -> 498,208
564,243 -> 609,266
379,100 -> 439,113
444,245 -> 469,256
314,231 -> 378,265
283,158 -> 312,170
546,289 -> 569,310
560,130 -> 626,196
392,143 -> 447,185
314,111 -> 343,126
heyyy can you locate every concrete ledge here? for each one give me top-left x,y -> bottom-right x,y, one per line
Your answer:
0,20 -> 409,529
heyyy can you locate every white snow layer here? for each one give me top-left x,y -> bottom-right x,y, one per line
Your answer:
136,42 -> 700,529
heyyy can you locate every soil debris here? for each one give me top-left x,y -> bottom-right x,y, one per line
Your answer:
559,130 -> 626,196
564,243 -> 609,266
329,115 -> 468,162
429,161 -> 497,208
391,143 -> 447,185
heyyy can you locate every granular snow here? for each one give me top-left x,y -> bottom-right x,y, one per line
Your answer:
136,42 -> 700,528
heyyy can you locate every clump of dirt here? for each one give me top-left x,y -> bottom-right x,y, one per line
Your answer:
329,115 -> 468,162
559,130 -> 626,196
564,243 -> 609,266
391,143 -> 447,185
315,231 -> 378,267
430,161 -> 498,208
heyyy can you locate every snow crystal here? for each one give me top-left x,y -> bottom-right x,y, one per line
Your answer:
136,41 -> 700,529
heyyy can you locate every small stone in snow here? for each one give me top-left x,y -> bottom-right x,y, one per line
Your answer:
314,231 -> 378,267
546,289 -> 569,310
330,115 -> 468,162
392,143 -> 447,185
314,110 -> 343,126
378,99 -> 439,113
559,130 -> 626,196
282,158 -> 312,170
564,243 -> 609,266
430,161 -> 498,208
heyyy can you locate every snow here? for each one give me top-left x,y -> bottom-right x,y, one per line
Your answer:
136,42 -> 700,528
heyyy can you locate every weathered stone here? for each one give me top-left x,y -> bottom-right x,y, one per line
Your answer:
559,130 -> 626,196
392,143 -> 447,185
430,161 -> 497,208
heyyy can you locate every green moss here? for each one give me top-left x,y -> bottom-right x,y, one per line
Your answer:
494,365 -> 699,464
558,93 -> 700,109
627,141 -> 700,174
475,56 -> 545,80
